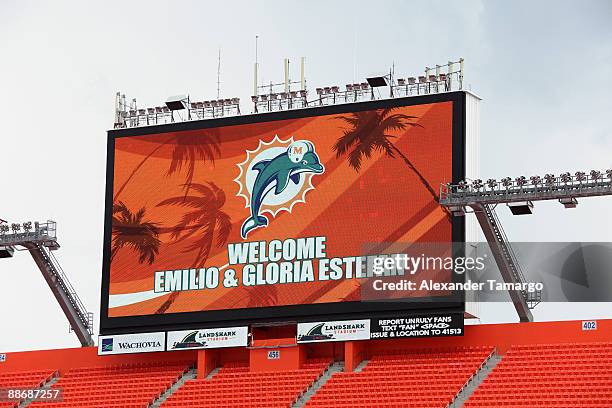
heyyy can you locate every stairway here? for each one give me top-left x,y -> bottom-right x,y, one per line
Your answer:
449,351 -> 503,408
354,359 -> 369,372
292,361 -> 344,408
149,368 -> 197,408
19,372 -> 60,408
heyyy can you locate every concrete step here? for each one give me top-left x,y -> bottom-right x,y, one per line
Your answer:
149,367 -> 197,408
205,366 -> 221,380
450,352 -> 503,408
20,371 -> 60,408
354,359 -> 369,372
292,361 -> 344,408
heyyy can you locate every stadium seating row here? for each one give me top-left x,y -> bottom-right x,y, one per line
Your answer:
0,369 -> 56,408
464,342 -> 612,408
305,346 -> 494,408
161,360 -> 330,408
2,343 -> 611,407
27,363 -> 189,408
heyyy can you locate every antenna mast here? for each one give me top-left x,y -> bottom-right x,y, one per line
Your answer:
217,48 -> 221,100
254,35 -> 259,96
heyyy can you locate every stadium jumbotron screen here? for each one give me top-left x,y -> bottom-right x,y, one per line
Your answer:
100,93 -> 466,333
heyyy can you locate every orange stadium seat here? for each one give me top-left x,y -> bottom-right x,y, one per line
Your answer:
0,369 -> 57,408
464,342 -> 612,408
305,346 -> 494,408
28,361 -> 191,408
161,359 -> 331,408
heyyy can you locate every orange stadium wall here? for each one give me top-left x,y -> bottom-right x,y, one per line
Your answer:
249,343 -> 305,372
1,319 -> 610,375
344,341 -> 367,372
196,349 -> 217,379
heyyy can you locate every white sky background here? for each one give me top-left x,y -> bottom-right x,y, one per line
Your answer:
0,0 -> 611,352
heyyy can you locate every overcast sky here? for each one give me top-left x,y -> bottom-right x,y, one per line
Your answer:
1,0 -> 611,352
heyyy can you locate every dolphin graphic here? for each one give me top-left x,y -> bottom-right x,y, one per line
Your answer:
241,140 -> 324,239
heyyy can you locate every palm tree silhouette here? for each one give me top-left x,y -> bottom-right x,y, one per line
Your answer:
155,291 -> 179,314
334,108 -> 439,201
111,201 -> 161,264
113,130 -> 221,202
245,285 -> 278,308
167,131 -> 221,198
157,182 -> 231,265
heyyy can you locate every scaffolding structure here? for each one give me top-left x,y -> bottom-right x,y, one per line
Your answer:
440,169 -> 612,322
0,221 -> 94,346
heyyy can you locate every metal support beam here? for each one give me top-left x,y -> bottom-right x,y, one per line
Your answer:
471,204 -> 534,322
0,221 -> 94,347
440,169 -> 612,323
24,243 -> 94,346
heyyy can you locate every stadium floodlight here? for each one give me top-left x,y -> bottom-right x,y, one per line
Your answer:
530,175 -> 542,185
0,245 -> 14,258
515,175 -> 527,186
575,171 -> 586,182
590,170 -> 601,181
501,177 -> 513,188
165,95 -> 189,111
508,201 -> 534,215
22,221 -> 32,232
486,178 -> 498,189
472,179 -> 484,189
559,197 -> 578,209
11,223 -> 21,233
560,172 -> 572,183
448,205 -> 466,216
544,174 -> 555,186
366,75 -> 389,88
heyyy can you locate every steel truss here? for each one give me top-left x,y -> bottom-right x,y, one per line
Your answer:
439,169 -> 612,322
0,221 -> 94,346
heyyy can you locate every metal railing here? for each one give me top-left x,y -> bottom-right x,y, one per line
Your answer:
481,204 -> 541,309
45,248 -> 93,334
0,220 -> 59,250
440,170 -> 612,206
114,59 -> 466,129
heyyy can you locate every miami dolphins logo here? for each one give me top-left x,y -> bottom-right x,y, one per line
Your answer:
235,136 -> 325,239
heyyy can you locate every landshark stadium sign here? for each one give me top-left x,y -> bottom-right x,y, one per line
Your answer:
167,326 -> 248,350
297,319 -> 371,343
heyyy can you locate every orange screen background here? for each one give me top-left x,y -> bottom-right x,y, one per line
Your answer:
108,101 -> 453,317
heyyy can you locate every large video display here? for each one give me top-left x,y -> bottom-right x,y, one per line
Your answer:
101,93 -> 465,333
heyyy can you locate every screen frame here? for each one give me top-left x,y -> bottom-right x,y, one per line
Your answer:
100,91 -> 467,335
